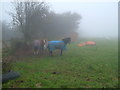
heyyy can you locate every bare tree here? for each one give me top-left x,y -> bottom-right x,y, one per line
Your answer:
10,1 -> 81,40
10,1 -> 49,40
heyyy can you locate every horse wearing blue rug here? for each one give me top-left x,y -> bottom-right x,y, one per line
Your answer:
47,37 -> 71,56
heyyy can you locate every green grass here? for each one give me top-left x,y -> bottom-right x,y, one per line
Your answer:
2,38 -> 118,88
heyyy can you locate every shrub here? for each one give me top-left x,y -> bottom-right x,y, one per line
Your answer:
2,55 -> 14,74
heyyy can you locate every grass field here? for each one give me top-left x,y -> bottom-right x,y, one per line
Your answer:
2,38 -> 118,88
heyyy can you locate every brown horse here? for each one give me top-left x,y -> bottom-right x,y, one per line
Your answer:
33,39 -> 48,55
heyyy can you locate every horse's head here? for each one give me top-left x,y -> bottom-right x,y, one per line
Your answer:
62,37 -> 71,45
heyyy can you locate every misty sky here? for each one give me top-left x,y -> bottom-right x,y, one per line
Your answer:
0,1 -> 118,38
50,2 -> 118,38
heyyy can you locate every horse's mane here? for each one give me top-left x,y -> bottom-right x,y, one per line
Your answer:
62,37 -> 71,44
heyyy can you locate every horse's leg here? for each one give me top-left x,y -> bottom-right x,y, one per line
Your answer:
42,49 -> 44,55
39,47 -> 41,54
41,48 -> 43,54
42,47 -> 44,54
50,51 -> 52,56
41,46 -> 44,54
49,51 -> 52,56
34,49 -> 36,55
36,50 -> 38,55
37,49 -> 39,55
33,47 -> 35,55
37,47 -> 40,55
40,47 -> 43,55
60,50 -> 62,56
49,51 -> 50,56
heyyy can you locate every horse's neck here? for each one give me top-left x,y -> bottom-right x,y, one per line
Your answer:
62,40 -> 68,45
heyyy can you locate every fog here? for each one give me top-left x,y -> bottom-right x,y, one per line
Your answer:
50,2 -> 118,38
0,1 -> 118,39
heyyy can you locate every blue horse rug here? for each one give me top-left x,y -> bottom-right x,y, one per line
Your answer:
48,41 -> 66,51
